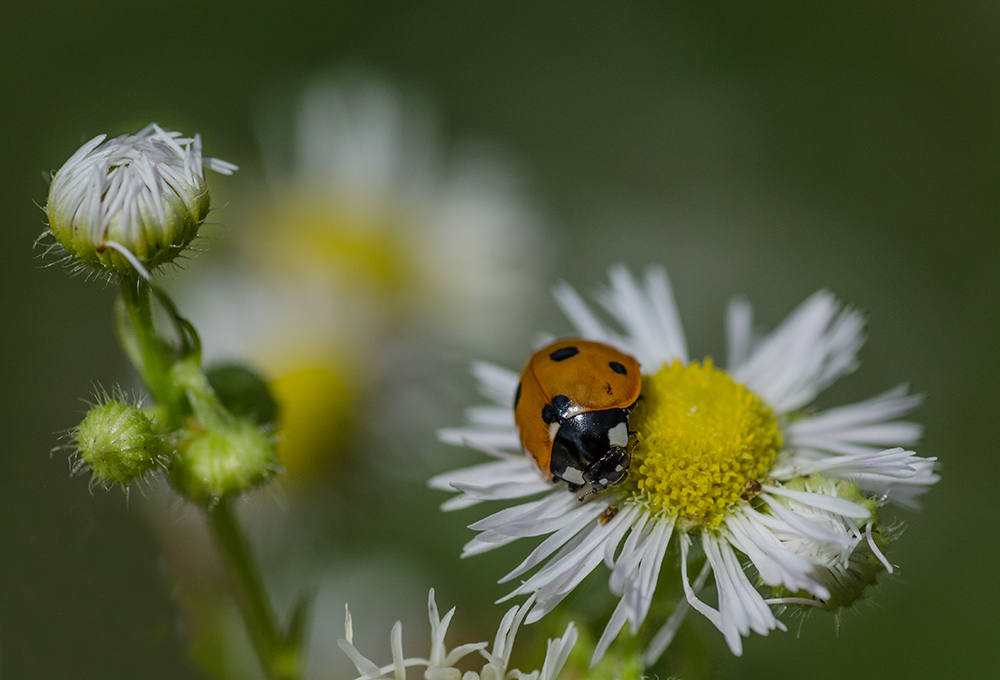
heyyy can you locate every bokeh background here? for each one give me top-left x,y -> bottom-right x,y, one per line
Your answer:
1,2 -> 996,679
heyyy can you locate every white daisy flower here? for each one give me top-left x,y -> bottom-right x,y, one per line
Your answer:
339,589 -> 577,680
45,123 -> 236,278
432,265 -> 938,666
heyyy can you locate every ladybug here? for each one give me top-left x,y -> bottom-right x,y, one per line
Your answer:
514,338 -> 641,495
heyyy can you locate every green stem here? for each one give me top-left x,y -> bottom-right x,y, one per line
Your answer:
116,277 -> 302,676
206,498 -> 301,680
117,276 -> 185,423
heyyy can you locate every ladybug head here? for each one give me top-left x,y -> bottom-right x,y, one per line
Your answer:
582,446 -> 629,491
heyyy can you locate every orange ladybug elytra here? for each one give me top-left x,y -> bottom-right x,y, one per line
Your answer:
514,339 -> 641,494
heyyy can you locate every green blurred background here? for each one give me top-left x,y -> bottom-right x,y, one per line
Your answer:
1,2 -> 996,678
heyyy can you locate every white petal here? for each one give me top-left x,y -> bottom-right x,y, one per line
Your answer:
427,458 -> 540,491
733,291 -> 864,413
703,533 -> 783,654
644,559 -> 711,666
336,637 -> 383,679
389,622 -> 408,679
775,447 -> 928,479
724,508 -> 830,599
465,405 -> 516,428
678,536 -> 731,651
591,598 -> 630,666
443,642 -> 488,670
725,295 -> 753,371
849,458 -> 940,509
607,512 -> 654,593
761,485 -> 871,519
539,622 -> 578,680
471,361 -> 520,406
515,504 -> 642,622
437,428 -> 522,450
866,522 -> 894,575
552,281 -> 616,343
624,516 -> 675,633
642,266 -> 689,364
498,502 -> 608,582
462,493 -> 578,556
468,492 -> 573,532
787,431 -> 922,457
759,493 -> 856,548
490,604 -> 521,666
597,265 -> 687,367
430,460 -> 551,511
786,385 -> 923,436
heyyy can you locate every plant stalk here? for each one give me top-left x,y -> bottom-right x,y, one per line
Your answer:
206,497 -> 301,680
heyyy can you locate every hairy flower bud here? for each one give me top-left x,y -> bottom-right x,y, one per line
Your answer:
45,123 -> 237,277
172,420 -> 278,502
806,520 -> 897,612
769,475 -> 895,613
73,399 -> 166,487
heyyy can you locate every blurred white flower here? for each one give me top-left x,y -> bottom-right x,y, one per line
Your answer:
432,265 -> 938,665
339,589 -> 577,680
251,72 -> 549,350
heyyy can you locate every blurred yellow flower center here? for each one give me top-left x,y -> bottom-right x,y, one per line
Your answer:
259,200 -> 415,295
626,359 -> 782,527
270,363 -> 355,480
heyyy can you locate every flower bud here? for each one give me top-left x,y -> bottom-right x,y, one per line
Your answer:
45,123 -> 237,277
807,520 -> 897,613
73,399 -> 166,487
172,419 -> 278,502
769,475 -> 894,613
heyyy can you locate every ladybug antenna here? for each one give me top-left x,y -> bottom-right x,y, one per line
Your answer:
577,486 -> 601,502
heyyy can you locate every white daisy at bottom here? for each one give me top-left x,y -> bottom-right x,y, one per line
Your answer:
339,589 -> 577,680
432,265 -> 939,667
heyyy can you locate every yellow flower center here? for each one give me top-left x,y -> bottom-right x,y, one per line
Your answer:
625,359 -> 782,527
254,198 -> 416,295
269,360 -> 356,481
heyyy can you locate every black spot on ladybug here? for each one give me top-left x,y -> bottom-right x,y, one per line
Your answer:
549,346 -> 580,362
513,381 -> 522,409
541,403 -> 560,424
608,361 -> 627,375
604,382 -> 613,395
550,394 -> 571,417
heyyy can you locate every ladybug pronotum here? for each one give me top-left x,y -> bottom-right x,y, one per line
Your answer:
514,339 -> 641,495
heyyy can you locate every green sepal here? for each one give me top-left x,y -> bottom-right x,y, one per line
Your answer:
206,364 -> 280,428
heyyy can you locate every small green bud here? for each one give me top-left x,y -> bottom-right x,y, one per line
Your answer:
73,399 -> 166,487
205,364 -> 279,428
44,124 -> 237,277
172,419 -> 278,502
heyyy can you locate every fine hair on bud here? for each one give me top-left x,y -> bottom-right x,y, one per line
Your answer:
72,392 -> 168,489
